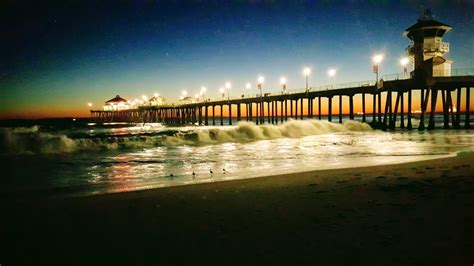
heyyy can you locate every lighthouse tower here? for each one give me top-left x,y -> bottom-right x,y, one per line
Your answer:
404,9 -> 452,79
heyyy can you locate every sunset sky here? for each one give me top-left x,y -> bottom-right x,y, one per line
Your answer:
1,0 -> 473,119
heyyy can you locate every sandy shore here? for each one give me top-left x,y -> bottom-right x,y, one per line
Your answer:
1,153 -> 474,265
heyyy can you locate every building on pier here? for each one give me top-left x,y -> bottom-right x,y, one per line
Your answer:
103,95 -> 130,111
404,9 -> 452,78
147,96 -> 166,106
179,96 -> 195,104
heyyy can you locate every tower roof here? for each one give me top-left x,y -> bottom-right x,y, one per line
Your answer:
404,19 -> 451,33
105,95 -> 128,103
404,8 -> 452,39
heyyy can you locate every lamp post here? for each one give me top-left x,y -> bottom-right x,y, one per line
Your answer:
303,67 -> 311,92
87,102 -> 92,110
280,76 -> 287,94
219,87 -> 225,99
225,82 -> 231,100
245,82 -> 251,97
327,68 -> 336,78
400,57 -> 409,78
257,76 -> 265,124
200,86 -> 207,102
257,76 -> 264,96
372,54 -> 384,84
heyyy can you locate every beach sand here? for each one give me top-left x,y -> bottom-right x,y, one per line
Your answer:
1,153 -> 474,265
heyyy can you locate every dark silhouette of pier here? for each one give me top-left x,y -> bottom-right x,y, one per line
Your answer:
91,75 -> 473,130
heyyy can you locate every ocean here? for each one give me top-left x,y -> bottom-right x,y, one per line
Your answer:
1,116 -> 473,197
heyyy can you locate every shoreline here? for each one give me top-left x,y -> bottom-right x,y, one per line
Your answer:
80,151 -> 459,199
1,152 -> 473,265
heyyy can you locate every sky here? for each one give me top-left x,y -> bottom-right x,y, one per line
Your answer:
1,0 -> 473,119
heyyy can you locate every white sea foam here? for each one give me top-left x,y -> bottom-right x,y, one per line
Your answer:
193,119 -> 372,144
0,120 -> 372,155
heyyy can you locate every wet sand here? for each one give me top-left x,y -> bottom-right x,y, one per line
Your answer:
1,153 -> 474,265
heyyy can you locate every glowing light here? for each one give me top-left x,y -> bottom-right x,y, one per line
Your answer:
225,82 -> 231,89
139,100 -> 144,104
257,76 -> 265,84
245,83 -> 251,89
372,54 -> 384,64
201,86 -> 207,92
141,95 -> 148,101
280,76 -> 287,85
400,57 -> 409,66
194,93 -> 199,99
303,67 -> 311,76
154,93 -> 159,97
87,102 -> 92,107
182,90 -> 187,96
219,87 -> 225,94
327,68 -> 336,77
134,99 -> 139,103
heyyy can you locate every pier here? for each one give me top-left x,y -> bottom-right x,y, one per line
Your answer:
91,74 -> 473,130
91,13 -> 473,131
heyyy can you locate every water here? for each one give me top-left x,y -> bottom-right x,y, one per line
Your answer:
1,118 -> 473,197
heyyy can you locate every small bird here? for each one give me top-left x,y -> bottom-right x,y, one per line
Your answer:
223,168 -> 226,173
192,172 -> 195,176
210,169 -> 213,174
170,174 -> 174,177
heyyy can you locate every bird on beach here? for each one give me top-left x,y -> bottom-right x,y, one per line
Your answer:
223,168 -> 226,174
210,169 -> 213,174
192,171 -> 195,176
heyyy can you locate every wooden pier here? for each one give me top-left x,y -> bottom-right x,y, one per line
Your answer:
91,75 -> 473,131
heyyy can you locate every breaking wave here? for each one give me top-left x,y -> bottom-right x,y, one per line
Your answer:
0,120 -> 373,155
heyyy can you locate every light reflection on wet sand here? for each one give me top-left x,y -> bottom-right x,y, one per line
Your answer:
79,130 -> 474,196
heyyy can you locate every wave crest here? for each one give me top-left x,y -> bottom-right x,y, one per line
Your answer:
0,120 -> 372,155
195,119 -> 372,143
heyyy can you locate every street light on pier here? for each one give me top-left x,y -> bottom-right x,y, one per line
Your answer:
257,76 -> 265,96
200,86 -> 207,102
303,67 -> 311,92
327,68 -> 336,89
154,92 -> 159,97
245,82 -> 251,97
87,102 -> 92,110
372,54 -> 384,84
400,57 -> 410,78
280,76 -> 287,94
225,82 -> 231,100
327,68 -> 336,78
219,87 -> 225,99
